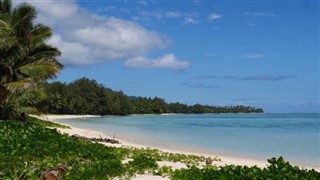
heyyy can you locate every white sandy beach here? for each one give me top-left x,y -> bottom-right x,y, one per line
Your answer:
32,114 -> 319,176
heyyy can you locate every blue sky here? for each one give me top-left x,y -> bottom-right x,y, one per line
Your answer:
19,0 -> 319,113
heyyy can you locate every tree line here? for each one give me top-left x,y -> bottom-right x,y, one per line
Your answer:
37,77 -> 264,115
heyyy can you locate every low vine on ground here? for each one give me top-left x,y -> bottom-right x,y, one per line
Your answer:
0,118 -> 319,179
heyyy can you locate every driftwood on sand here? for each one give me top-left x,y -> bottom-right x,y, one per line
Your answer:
71,134 -> 120,144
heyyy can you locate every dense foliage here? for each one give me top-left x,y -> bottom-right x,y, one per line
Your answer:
0,0 -> 63,120
0,118 -> 319,179
171,157 -> 320,180
37,77 -> 264,115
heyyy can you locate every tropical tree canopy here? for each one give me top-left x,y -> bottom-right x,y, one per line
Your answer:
0,0 -> 63,120
37,77 -> 264,115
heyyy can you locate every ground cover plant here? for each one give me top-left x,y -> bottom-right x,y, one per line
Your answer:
121,147 -> 220,166
171,157 -> 320,180
0,117 -> 211,179
0,117 -> 319,179
27,116 -> 70,129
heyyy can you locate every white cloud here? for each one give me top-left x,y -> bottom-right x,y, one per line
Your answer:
205,53 -> 216,57
183,17 -> 199,24
104,6 -> 116,12
193,0 -> 201,4
208,13 -> 222,21
246,22 -> 256,27
139,10 -> 162,19
137,0 -> 148,6
37,1 -> 78,20
193,74 -> 296,81
120,8 -> 131,13
124,54 -> 190,70
243,53 -> 265,59
21,0 -> 172,66
245,12 -> 275,17
165,11 -> 182,18
241,75 -> 295,81
48,35 -> 92,65
226,53 -> 265,60
71,18 -> 169,52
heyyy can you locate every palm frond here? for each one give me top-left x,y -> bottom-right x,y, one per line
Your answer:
11,3 -> 36,40
1,45 -> 26,67
18,62 -> 61,80
13,106 -> 38,114
0,12 -> 10,24
3,78 -> 36,93
0,0 -> 12,14
0,36 -> 16,51
31,23 -> 52,43
0,18 -> 10,30
0,34 -> 16,51
29,44 -> 62,62
0,15 -> 16,50
12,87 -> 46,105
0,0 -> 63,118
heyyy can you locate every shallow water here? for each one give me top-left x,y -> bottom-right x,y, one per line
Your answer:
58,113 -> 320,166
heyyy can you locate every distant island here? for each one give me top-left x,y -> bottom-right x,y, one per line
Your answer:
37,77 -> 264,115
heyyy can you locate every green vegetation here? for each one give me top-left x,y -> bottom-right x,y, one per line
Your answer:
171,157 -> 320,180
0,0 -> 63,120
0,119 -> 125,179
121,147 -> 219,166
37,77 -> 264,115
0,118 -> 319,179
0,117 -> 212,179
27,116 -> 70,129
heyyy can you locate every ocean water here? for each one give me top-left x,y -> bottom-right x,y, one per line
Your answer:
57,113 -> 320,166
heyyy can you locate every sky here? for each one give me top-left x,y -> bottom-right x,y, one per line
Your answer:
16,0 -> 319,113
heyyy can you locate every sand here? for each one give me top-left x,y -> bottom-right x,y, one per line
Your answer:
31,114 -> 319,175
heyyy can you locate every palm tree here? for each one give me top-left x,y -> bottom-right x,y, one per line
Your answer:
0,0 -> 63,120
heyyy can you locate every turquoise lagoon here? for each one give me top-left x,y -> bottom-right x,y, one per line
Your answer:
57,113 -> 320,167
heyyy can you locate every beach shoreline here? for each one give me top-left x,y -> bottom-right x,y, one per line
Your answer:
31,114 -> 319,171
